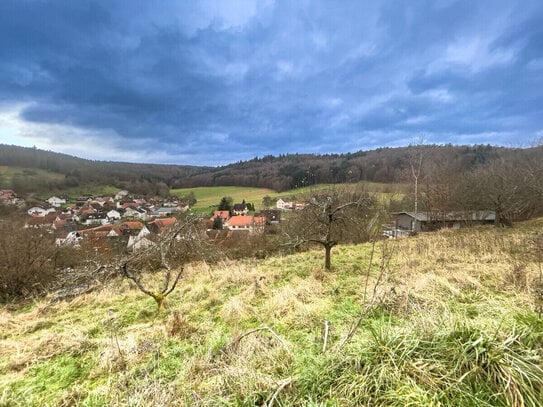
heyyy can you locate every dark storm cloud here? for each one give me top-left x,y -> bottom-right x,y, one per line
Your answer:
0,0 -> 542,165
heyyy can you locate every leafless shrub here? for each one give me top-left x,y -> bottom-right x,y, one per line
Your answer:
121,214 -> 216,311
0,220 -> 58,301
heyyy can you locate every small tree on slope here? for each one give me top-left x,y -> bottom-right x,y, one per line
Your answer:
282,187 -> 383,270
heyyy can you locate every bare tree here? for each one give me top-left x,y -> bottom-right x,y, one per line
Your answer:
408,139 -> 425,221
120,214 -> 211,311
0,219 -> 58,300
282,187 -> 383,270
459,154 -> 543,226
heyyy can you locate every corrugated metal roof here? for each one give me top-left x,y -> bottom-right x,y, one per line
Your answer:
395,211 -> 495,222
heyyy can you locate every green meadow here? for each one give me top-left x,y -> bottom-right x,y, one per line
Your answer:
172,182 -> 405,213
0,166 -> 65,192
1,219 -> 542,406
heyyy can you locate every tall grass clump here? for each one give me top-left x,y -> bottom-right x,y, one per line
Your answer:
294,314 -> 542,406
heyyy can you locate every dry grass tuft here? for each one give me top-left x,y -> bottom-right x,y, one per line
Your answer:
186,327 -> 294,404
220,295 -> 254,325
166,309 -> 199,339
263,277 -> 331,328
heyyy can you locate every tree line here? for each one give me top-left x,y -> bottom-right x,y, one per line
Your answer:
2,143 -> 538,195
407,144 -> 543,226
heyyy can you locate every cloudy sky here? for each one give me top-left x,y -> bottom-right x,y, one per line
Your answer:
1,1 -> 542,166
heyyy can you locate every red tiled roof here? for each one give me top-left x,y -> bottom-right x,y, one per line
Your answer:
147,217 -> 176,232
119,221 -> 144,230
0,190 -> 16,200
212,210 -> 230,221
54,219 -> 67,229
122,202 -> 140,209
227,215 -> 265,227
79,224 -> 115,237
26,217 -> 53,226
79,206 -> 97,215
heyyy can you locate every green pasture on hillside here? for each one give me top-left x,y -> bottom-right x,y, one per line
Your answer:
172,182 -> 406,213
0,166 -> 65,191
171,186 -> 276,212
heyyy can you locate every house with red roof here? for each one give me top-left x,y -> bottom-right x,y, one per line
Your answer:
127,217 -> 177,251
212,210 -> 230,222
78,224 -> 117,238
118,221 -> 145,236
146,217 -> 176,234
225,215 -> 265,233
0,189 -> 17,203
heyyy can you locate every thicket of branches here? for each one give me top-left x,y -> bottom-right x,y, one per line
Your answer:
282,186 -> 385,270
120,215 -> 216,310
417,145 -> 543,225
0,219 -> 59,301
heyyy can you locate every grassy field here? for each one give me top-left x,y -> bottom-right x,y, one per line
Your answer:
171,186 -> 277,212
0,166 -> 65,192
1,219 -> 542,406
173,182 -> 406,213
0,166 -> 122,200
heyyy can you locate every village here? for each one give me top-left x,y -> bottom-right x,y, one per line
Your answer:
0,188 -> 315,252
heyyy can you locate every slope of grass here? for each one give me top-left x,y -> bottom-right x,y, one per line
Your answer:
171,186 -> 276,212
173,182 -> 406,213
0,166 -> 65,192
1,220 -> 542,406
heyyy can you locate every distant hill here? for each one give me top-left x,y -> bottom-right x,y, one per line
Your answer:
169,144 -> 541,191
1,143 -> 540,194
0,144 -> 210,195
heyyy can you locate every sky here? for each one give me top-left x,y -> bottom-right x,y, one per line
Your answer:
1,0 -> 542,166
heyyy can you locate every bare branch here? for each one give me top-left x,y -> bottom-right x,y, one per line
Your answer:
266,377 -> 293,407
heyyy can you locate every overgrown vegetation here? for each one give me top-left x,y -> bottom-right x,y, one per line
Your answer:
1,219 -> 542,405
0,218 -> 59,301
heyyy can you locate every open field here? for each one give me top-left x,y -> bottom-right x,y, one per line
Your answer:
1,219 -> 542,406
0,166 -> 65,193
172,182 -> 407,213
171,186 -> 277,212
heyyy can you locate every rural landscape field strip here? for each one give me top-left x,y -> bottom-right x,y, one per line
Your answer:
1,220 -> 542,405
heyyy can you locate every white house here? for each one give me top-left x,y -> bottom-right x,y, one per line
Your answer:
55,231 -> 82,247
150,207 -> 178,217
46,196 -> 67,207
107,209 -> 122,221
83,213 -> 109,226
27,206 -> 56,216
232,203 -> 249,215
276,198 -> 293,211
115,190 -> 129,200
123,207 -> 148,221
225,215 -> 266,233
127,226 -> 153,251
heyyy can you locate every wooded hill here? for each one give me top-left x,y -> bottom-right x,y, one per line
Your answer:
0,144 -> 210,195
1,143 -> 541,194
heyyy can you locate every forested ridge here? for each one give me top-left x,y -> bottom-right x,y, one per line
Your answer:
0,143 -> 540,193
